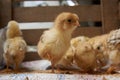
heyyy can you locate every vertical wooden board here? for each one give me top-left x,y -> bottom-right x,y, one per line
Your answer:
119,2 -> 120,20
0,0 -> 12,28
0,1 -> 1,27
101,0 -> 119,33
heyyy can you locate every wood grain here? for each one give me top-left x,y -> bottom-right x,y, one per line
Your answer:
101,0 -> 119,33
73,27 -> 102,38
22,29 -> 47,45
13,5 -> 101,22
0,0 -> 12,28
23,52 -> 40,61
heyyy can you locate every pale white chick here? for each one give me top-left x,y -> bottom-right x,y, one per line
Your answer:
56,47 -> 76,70
3,21 -> 27,72
37,12 -> 80,72
74,41 -> 97,73
57,36 -> 90,70
88,34 -> 109,71
71,36 -> 90,52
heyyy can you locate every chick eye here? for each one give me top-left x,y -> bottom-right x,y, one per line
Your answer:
67,19 -> 72,22
97,46 -> 100,50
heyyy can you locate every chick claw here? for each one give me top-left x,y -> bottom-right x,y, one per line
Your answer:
46,53 -> 55,73
106,66 -> 117,74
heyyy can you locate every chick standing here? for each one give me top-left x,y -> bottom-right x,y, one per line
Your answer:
3,21 -> 27,71
37,12 -> 80,72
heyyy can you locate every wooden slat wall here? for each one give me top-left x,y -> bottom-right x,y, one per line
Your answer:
101,0 -> 119,33
12,2 -> 102,45
22,29 -> 46,45
0,0 -> 12,28
13,5 -> 101,22
73,27 -> 102,37
0,1 -> 1,27
119,1 -> 120,23
119,2 -> 120,20
14,3 -> 102,45
23,52 -> 40,61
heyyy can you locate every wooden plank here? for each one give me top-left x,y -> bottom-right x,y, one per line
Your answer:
22,29 -> 46,45
23,52 -> 40,61
101,0 -> 119,33
73,27 -> 102,38
0,1 -> 1,27
0,0 -> 12,28
22,27 -> 102,45
119,2 -> 120,20
13,5 -> 101,22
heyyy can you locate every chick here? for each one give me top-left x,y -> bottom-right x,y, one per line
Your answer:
57,36 -> 90,69
106,48 -> 120,73
74,41 -> 97,73
71,36 -> 90,51
56,47 -> 75,70
105,29 -> 120,73
88,34 -> 109,70
3,21 -> 27,72
37,12 -> 80,72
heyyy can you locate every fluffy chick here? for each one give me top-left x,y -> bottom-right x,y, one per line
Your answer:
37,12 -> 80,72
71,36 -> 90,51
105,29 -> 120,73
88,34 -> 109,70
57,36 -> 90,69
3,21 -> 27,71
56,47 -> 75,70
74,41 -> 97,73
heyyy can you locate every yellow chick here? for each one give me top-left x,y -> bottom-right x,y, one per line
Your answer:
88,34 -> 109,70
3,21 -> 27,72
57,36 -> 90,69
74,41 -> 97,73
37,12 -> 80,72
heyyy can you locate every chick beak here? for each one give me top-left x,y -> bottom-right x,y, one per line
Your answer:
76,21 -> 80,27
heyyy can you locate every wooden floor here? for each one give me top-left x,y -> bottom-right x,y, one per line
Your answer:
0,72 -> 120,80
0,60 -> 120,80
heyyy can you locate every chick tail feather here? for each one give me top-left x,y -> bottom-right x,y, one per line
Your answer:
6,20 -> 22,39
